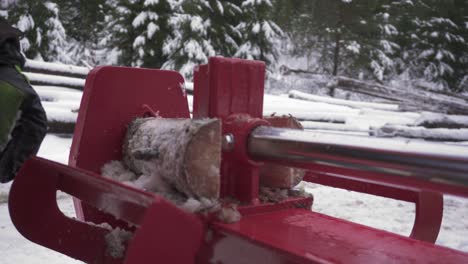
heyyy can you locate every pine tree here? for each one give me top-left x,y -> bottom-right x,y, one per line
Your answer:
58,0 -> 110,66
162,0 -> 216,78
109,0 -> 144,67
391,0 -> 468,91
160,0 -> 246,79
206,0 -> 243,57
358,1 -> 399,82
43,2 -> 72,63
7,1 -> 69,62
235,0 -> 283,66
130,0 -> 173,68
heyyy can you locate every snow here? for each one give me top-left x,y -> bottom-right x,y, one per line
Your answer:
24,72 -> 85,88
414,112 -> 468,127
289,90 -> 399,111
302,182 -> 468,252
16,14 -> 34,32
372,125 -> 468,141
0,135 -> 79,264
33,85 -> 82,123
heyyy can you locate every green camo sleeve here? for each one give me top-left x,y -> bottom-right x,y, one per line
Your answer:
0,80 -> 24,151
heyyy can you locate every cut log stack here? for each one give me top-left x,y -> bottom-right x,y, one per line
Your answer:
32,60 -> 468,142
331,77 -> 468,115
24,60 -> 89,90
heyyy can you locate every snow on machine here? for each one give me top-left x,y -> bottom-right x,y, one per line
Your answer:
8,57 -> 468,263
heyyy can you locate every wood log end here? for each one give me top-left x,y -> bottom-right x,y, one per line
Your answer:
260,116 -> 305,189
185,119 -> 222,199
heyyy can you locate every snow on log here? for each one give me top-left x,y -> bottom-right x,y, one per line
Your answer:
413,112 -> 468,129
332,77 -> 468,115
260,116 -> 305,188
24,72 -> 85,90
264,110 -> 353,123
289,90 -> 400,111
123,118 -> 221,199
371,125 -> 468,142
412,80 -> 468,102
301,121 -> 370,133
35,85 -> 82,104
24,59 -> 89,78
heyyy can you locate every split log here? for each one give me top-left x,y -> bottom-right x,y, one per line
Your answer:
332,77 -> 468,115
259,116 -> 305,188
123,118 -> 221,199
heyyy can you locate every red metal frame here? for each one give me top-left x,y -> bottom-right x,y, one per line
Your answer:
9,158 -> 204,263
8,57 -> 468,263
304,171 -> 444,243
69,66 -> 190,225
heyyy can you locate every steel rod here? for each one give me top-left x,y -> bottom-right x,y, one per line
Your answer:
248,126 -> 468,189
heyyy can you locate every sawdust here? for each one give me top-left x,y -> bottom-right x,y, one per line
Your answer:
102,160 -> 224,214
259,186 -> 314,203
104,227 -> 133,259
85,222 -> 133,259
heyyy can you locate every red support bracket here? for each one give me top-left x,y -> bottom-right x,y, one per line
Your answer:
193,57 -> 268,204
304,170 -> 444,243
9,157 -> 204,264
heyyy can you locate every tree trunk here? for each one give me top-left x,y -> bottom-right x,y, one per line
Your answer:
123,118 -> 221,199
330,5 -> 343,97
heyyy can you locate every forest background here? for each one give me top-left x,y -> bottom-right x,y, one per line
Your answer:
1,0 -> 467,93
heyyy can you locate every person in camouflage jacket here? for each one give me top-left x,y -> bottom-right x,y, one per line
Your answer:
0,18 -> 47,183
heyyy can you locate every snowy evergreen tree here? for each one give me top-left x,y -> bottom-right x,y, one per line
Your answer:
58,0 -> 111,66
109,0 -> 144,67
43,2 -> 72,63
162,0 -> 216,78
163,0 -> 244,78
7,0 -> 69,62
235,0 -> 283,66
391,0 -> 468,91
361,3 -> 400,82
130,0 -> 173,68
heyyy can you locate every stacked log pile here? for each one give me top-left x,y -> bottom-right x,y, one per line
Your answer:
31,60 -> 468,142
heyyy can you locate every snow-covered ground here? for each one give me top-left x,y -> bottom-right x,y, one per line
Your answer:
1,134 -> 467,263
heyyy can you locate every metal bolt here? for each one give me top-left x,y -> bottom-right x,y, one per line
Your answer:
222,134 -> 235,152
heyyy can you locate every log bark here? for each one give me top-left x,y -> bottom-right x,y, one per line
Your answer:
123,118 -> 221,199
279,65 -> 318,76
333,77 -> 468,115
259,116 -> 305,188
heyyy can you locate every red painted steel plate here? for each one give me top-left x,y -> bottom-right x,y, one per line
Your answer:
212,209 -> 468,263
